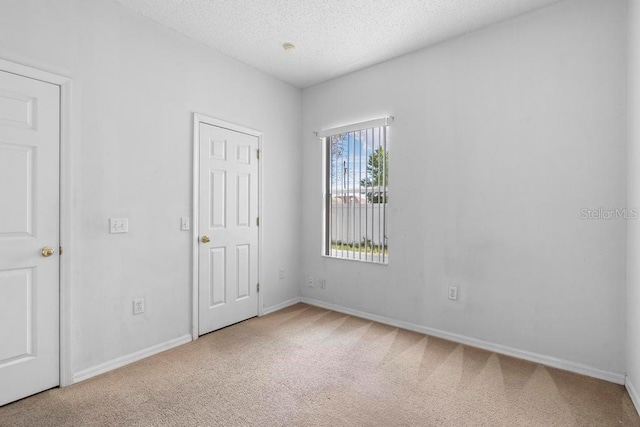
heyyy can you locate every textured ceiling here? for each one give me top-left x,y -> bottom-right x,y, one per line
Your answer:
114,0 -> 562,88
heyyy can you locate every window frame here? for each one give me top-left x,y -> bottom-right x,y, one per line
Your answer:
318,117 -> 392,265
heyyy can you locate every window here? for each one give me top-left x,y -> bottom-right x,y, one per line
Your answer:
321,118 -> 391,264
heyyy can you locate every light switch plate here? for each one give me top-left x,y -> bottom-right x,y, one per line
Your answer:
181,217 -> 190,231
110,218 -> 128,234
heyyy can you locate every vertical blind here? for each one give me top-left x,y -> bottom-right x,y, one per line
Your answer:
317,117 -> 392,264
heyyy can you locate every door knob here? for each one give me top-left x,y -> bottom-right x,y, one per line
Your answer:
42,246 -> 55,257
201,236 -> 210,243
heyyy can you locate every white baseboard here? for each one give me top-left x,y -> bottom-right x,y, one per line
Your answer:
72,334 -> 192,384
262,297 -> 302,315
627,377 -> 640,416
300,297 -> 625,385
72,296 -> 303,384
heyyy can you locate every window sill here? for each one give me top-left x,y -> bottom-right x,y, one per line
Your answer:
321,253 -> 389,266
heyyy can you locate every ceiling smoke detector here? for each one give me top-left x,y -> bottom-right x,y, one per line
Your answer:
282,42 -> 296,53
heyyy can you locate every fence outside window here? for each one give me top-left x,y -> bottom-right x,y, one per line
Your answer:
323,124 -> 389,264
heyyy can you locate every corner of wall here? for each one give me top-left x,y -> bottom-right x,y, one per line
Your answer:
627,376 -> 640,417
628,0 -> 640,418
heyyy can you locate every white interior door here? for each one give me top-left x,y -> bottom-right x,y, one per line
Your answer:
198,122 -> 259,335
0,70 -> 60,406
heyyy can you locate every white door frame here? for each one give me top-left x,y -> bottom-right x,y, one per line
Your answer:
0,57 -> 73,387
192,113 -> 263,340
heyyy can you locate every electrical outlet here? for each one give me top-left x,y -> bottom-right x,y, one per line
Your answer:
307,276 -> 314,287
319,279 -> 326,289
448,286 -> 458,301
133,298 -> 144,315
279,267 -> 285,279
109,218 -> 128,234
181,217 -> 190,231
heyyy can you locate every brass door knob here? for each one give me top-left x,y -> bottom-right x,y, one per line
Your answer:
201,236 -> 211,243
42,246 -> 55,257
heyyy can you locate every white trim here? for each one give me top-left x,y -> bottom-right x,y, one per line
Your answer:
257,138 -> 264,317
300,297 -> 625,385
627,377 -> 640,416
314,116 -> 394,138
191,114 -> 200,340
195,114 -> 262,138
58,73 -> 73,388
192,113 -> 263,338
262,297 -> 302,315
0,57 -> 70,85
72,334 -> 192,384
0,58 -> 74,388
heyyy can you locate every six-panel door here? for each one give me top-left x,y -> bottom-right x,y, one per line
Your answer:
0,71 -> 60,406
198,123 -> 259,335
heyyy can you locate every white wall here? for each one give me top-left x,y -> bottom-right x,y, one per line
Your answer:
0,0 -> 630,387
302,0 -> 627,376
0,0 -> 302,376
628,0 -> 640,408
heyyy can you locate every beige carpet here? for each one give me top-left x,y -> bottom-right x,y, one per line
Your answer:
1,303 -> 638,426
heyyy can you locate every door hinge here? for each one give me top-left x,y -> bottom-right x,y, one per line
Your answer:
256,217 -> 260,226
257,283 -> 260,292
59,246 -> 63,255
256,149 -> 260,160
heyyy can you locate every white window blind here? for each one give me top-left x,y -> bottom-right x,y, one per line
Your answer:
318,117 -> 392,264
